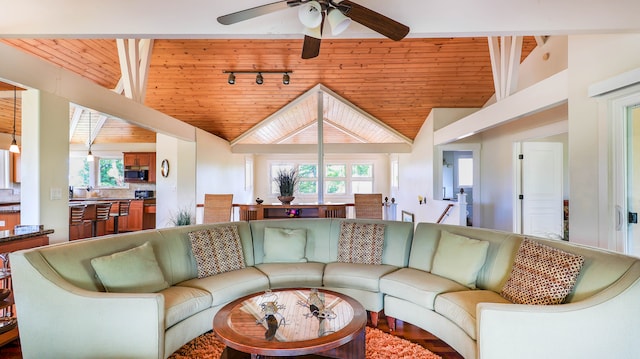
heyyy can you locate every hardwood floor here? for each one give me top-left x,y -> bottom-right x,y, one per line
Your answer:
0,314 -> 463,359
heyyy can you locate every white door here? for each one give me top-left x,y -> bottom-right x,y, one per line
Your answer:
627,106 -> 640,256
520,142 -> 564,239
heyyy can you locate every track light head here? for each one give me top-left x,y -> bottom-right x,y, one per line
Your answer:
256,73 -> 264,85
282,73 -> 290,85
227,72 -> 236,85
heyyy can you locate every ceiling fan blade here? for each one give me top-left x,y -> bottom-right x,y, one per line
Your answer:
217,1 -> 302,25
301,35 -> 322,59
338,0 -> 410,41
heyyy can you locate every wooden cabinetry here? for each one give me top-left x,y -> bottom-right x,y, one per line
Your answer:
0,213 -> 20,231
104,199 -> 154,233
123,152 -> 156,183
11,153 -> 19,184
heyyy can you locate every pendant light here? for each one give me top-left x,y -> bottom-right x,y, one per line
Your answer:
9,87 -> 19,154
86,111 -> 94,162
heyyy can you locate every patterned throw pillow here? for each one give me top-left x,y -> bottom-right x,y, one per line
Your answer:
501,238 -> 585,305
337,222 -> 386,265
188,225 -> 246,278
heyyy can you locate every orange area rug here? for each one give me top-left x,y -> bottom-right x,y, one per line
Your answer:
168,326 -> 441,359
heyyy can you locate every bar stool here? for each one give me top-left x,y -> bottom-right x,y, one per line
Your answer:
112,200 -> 130,234
93,202 -> 112,237
69,205 -> 87,240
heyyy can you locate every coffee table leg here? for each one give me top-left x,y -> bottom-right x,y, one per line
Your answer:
315,326 -> 366,359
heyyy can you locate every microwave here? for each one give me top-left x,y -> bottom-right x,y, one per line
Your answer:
124,170 -> 149,181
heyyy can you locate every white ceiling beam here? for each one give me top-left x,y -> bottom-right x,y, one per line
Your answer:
69,107 -> 83,139
0,43 -> 196,142
534,35 -> 549,47
231,143 -> 412,154
1,0 -> 639,37
116,39 -> 153,103
488,36 -> 523,101
324,119 -> 368,143
434,70 -> 568,145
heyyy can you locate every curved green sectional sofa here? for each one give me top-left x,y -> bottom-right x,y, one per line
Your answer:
10,218 -> 640,359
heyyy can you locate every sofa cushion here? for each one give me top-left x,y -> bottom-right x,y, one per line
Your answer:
431,231 -> 489,289
380,268 -> 468,310
90,241 -> 169,293
323,262 -> 397,292
160,285 -> 212,329
188,225 -> 246,278
177,267 -> 269,306
337,222 -> 385,265
501,238 -> 585,305
263,227 -> 307,263
434,290 -> 511,340
255,262 -> 325,288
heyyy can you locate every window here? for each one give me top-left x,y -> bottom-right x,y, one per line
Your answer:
351,164 -> 373,194
98,158 -> 124,188
457,157 -> 473,187
298,164 -> 317,194
325,164 -> 346,194
69,157 -> 90,188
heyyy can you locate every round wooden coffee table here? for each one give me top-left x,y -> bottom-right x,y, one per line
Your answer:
213,288 -> 367,358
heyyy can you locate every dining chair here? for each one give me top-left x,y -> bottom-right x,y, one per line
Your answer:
203,194 -> 234,223
354,193 -> 383,219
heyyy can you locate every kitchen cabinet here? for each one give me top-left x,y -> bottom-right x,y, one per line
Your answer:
11,153 -> 19,184
0,212 -> 20,231
105,199 -> 155,233
123,152 -> 156,183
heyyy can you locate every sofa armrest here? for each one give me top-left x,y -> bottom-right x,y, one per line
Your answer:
477,262 -> 640,359
11,250 -> 166,359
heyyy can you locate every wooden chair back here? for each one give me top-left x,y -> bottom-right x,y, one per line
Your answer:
118,200 -> 131,217
354,193 -> 383,219
204,194 -> 234,223
69,205 -> 86,225
95,202 -> 113,222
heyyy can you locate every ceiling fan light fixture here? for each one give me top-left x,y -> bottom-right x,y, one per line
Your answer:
227,72 -> 236,85
298,1 -> 323,28
256,73 -> 264,85
303,25 -> 322,39
282,73 -> 290,85
327,8 -> 351,35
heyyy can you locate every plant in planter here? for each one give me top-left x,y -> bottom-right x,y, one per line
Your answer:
170,207 -> 194,226
273,168 -> 299,205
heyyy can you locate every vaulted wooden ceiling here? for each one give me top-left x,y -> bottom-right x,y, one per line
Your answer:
0,36 -> 537,144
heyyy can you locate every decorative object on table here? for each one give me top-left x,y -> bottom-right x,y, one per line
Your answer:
284,208 -> 300,218
273,168 -> 299,205
161,159 -> 170,178
255,198 -> 264,204
402,210 -> 414,223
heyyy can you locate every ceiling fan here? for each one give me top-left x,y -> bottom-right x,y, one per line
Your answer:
217,0 -> 410,59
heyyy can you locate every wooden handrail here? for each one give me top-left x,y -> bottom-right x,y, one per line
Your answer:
436,204 -> 455,224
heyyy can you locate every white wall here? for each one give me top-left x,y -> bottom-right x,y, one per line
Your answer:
479,105 -> 568,231
155,133 -> 196,228
568,34 -> 640,249
195,128 -> 249,222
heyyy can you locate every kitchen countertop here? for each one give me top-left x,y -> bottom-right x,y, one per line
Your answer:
0,225 -> 54,244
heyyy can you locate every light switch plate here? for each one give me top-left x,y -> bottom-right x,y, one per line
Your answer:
50,187 -> 62,200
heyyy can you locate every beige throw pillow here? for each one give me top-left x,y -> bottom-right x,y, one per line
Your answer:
263,227 -> 308,263
337,222 -> 386,265
90,241 -> 169,293
188,225 -> 246,278
501,238 -> 585,305
431,230 -> 489,289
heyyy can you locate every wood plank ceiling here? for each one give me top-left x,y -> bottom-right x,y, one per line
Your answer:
0,37 -> 537,144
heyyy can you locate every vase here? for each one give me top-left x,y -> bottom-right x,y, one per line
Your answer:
277,196 -> 295,205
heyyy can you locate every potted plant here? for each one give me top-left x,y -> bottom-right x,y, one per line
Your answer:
170,206 -> 194,226
273,168 -> 298,205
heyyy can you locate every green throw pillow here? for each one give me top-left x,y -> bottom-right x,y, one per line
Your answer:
263,227 -> 307,263
90,241 -> 169,293
431,230 -> 489,289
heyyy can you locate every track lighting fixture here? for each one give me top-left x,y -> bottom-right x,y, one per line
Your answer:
9,86 -> 19,154
223,70 -> 293,85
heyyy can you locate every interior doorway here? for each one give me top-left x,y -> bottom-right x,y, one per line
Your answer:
626,105 -> 640,256
435,144 -> 480,226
